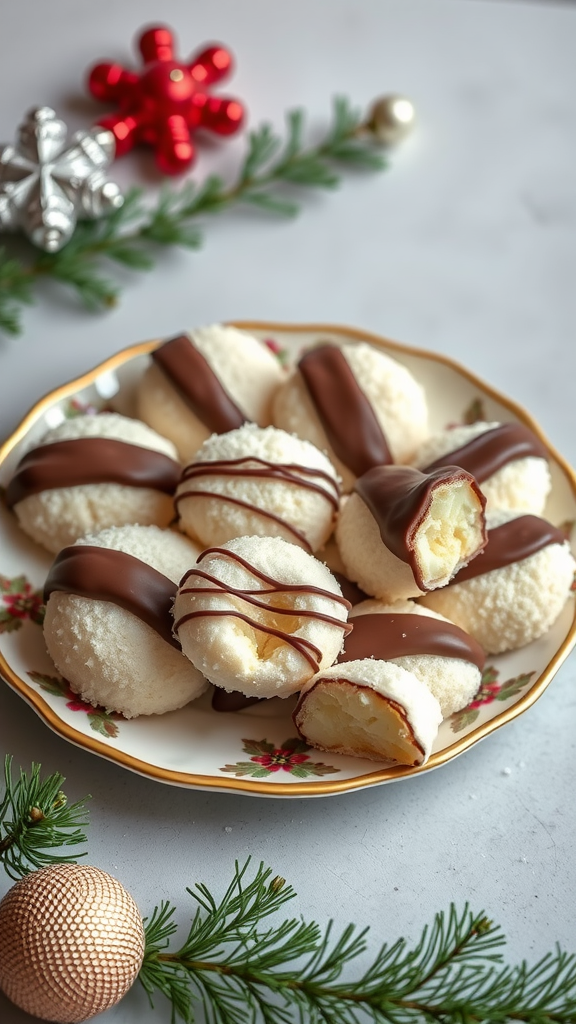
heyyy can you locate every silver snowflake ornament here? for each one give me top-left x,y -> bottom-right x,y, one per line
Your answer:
0,107 -> 124,253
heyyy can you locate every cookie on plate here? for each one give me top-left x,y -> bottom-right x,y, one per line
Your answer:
340,599 -> 485,717
43,525 -> 207,717
272,341 -> 428,492
173,535 -> 351,699
6,413 -> 181,553
412,421 -> 551,514
336,464 -> 487,602
293,660 -> 442,765
175,423 -> 339,553
420,510 -> 575,653
137,325 -> 285,463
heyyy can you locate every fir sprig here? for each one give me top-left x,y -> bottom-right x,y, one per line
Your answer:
140,858 -> 576,1024
0,97 -> 387,337
0,754 -> 89,879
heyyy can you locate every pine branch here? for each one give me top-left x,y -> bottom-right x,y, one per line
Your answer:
0,754 -> 90,879
0,97 -> 388,336
139,859 -> 576,1024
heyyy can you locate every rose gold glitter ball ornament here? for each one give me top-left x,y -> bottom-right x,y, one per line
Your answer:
0,863 -> 145,1022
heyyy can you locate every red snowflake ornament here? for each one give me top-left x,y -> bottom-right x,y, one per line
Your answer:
87,25 -> 245,175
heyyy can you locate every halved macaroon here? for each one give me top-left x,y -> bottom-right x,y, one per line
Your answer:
293,660 -> 442,765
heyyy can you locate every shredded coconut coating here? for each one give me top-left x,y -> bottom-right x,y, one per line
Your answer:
13,413 -> 180,554
173,535 -> 348,699
137,325 -> 285,462
294,659 -> 442,764
412,421 -> 551,514
350,599 -> 482,717
176,423 -> 339,553
43,525 -> 207,718
272,341 -> 429,491
420,510 -> 576,654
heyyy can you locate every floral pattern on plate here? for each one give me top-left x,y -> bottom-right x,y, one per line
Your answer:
27,671 -> 122,739
221,737 -> 339,778
450,666 -> 535,733
0,575 -> 45,633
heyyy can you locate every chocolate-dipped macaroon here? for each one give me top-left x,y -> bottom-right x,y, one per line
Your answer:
336,464 -> 487,602
137,325 -> 285,463
272,341 -> 428,492
6,413 -> 181,554
340,599 -> 485,717
43,525 -> 207,717
421,510 -> 576,654
412,421 -> 551,515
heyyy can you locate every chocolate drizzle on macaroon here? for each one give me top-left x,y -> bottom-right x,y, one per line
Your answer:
338,613 -> 485,670
44,545 -> 180,648
5,438 -> 182,508
174,546 -> 352,671
175,456 -> 340,553
299,344 -> 392,476
422,423 -> 549,483
446,515 -> 566,586
354,464 -> 487,590
152,333 -> 247,434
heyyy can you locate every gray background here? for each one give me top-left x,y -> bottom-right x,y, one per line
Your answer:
1,1 -> 575,1021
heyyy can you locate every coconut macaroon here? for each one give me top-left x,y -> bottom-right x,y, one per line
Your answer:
43,525 -> 207,718
412,421 -> 551,515
175,423 -> 340,554
137,325 -> 285,463
341,599 -> 484,718
336,465 -> 487,602
5,413 -> 181,554
272,341 -> 428,492
173,535 -> 351,699
293,660 -> 442,765
420,510 -> 575,654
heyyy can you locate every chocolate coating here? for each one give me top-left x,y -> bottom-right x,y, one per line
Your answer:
332,573 -> 370,607
354,465 -> 487,590
338,612 -> 485,670
152,333 -> 247,433
447,515 -> 566,585
422,423 -> 549,483
44,545 -> 180,649
6,438 -> 181,508
299,344 -> 392,476
211,690 -> 263,712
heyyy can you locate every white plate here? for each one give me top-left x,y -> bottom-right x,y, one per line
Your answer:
1,322 -> 575,797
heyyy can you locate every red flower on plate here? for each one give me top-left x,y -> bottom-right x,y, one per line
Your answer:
222,737 -> 339,778
251,748 -> 310,773
0,575 -> 45,632
451,666 -> 535,733
27,671 -> 122,739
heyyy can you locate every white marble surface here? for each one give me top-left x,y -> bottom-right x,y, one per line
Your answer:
1,1 -> 575,1021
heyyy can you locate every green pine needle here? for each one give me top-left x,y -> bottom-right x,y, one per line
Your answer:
139,858 -> 576,1024
0,754 -> 90,879
0,95 -> 389,337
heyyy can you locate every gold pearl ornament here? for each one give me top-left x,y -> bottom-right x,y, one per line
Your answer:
0,863 -> 145,1023
366,94 -> 416,146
